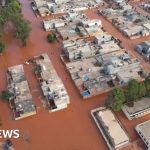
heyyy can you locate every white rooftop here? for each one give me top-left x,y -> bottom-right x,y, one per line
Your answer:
136,120 -> 150,142
97,108 -> 129,147
91,107 -> 130,149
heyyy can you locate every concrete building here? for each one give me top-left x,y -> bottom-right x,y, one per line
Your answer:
136,120 -> 150,150
65,57 -> 110,98
65,44 -> 95,61
42,13 -> 103,40
62,39 -> 86,49
103,54 -> 144,85
33,0 -> 51,17
85,25 -> 104,37
62,36 -> 120,62
59,14 -> 147,98
43,18 -> 67,31
140,2 -> 150,13
54,0 -> 70,5
100,5 -> 150,39
7,65 -> 36,120
122,97 -> 150,120
81,19 -> 102,27
34,53 -> 70,112
91,107 -> 130,150
97,41 -> 121,55
57,25 -> 79,40
42,12 -> 87,32
42,0 -> 103,14
116,64 -> 143,84
94,34 -> 112,45
63,40 -> 122,62
96,50 -> 126,65
63,39 -> 96,61
63,33 -> 146,98
65,50 -> 145,98
135,41 -> 150,61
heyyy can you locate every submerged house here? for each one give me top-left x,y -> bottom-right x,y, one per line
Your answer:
7,65 -> 36,120
34,53 -> 70,112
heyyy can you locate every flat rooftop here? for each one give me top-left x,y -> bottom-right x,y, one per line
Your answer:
91,107 -> 130,149
8,64 -> 26,83
136,120 -> 150,142
123,97 -> 150,115
34,53 -> 70,111
100,4 -> 150,38
7,64 -> 36,120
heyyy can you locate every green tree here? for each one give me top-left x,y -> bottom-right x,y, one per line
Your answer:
14,19 -> 31,46
47,34 -> 56,43
0,41 -> 5,53
105,87 -> 125,111
1,90 -> 14,100
138,82 -> 146,98
0,14 -> 5,25
0,0 -> 31,46
7,0 -> 22,12
144,75 -> 150,96
126,79 -> 139,102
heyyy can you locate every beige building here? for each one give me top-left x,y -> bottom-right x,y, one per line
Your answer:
64,43 -> 95,61
122,97 -> 150,120
43,18 -> 67,31
91,107 -> 130,150
34,53 -> 70,112
136,120 -> 150,150
33,0 -> 51,17
54,0 -> 70,5
101,6 -> 150,39
64,38 -> 145,98
7,65 -> 36,120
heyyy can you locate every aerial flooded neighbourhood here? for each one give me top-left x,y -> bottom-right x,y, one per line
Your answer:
0,0 -> 150,150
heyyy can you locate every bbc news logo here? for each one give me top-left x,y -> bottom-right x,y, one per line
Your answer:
0,130 -> 19,138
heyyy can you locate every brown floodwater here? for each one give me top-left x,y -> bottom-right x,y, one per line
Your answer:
0,0 -> 149,150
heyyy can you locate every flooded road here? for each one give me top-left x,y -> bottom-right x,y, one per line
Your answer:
0,0 -> 149,150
